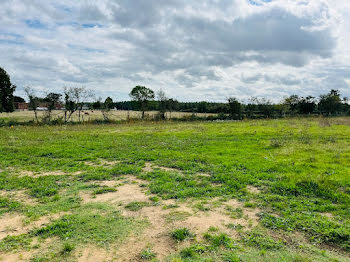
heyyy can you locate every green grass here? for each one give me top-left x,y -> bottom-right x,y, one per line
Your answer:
171,228 -> 194,242
0,118 -> 349,261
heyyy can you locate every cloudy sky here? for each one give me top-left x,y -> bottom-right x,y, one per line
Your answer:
1,0 -> 350,102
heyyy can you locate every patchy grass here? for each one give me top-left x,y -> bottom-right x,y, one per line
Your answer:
0,118 -> 349,261
125,201 -> 150,211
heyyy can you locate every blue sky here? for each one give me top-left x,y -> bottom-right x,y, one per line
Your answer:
0,0 -> 349,102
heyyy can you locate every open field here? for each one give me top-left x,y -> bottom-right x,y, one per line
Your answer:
0,110 -> 214,123
0,118 -> 350,261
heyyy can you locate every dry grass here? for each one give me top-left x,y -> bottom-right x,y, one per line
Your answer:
0,110 -> 214,122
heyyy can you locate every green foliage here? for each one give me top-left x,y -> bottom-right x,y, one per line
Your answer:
33,204 -> 143,246
0,67 -> 15,113
171,228 -> 194,242
129,86 -> 155,118
93,187 -> 117,195
204,233 -> 234,249
0,235 -> 32,252
140,248 -> 156,260
241,230 -> 284,250
125,201 -> 150,211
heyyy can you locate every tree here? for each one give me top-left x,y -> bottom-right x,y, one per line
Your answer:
318,90 -> 342,115
283,95 -> 300,114
43,92 -> 62,121
24,87 -> 40,123
129,86 -> 155,119
101,97 -> 113,121
157,89 -> 167,120
298,96 -> 316,115
228,97 -> 242,119
14,96 -> 25,103
0,67 -> 16,113
167,98 -> 179,119
63,87 -> 93,122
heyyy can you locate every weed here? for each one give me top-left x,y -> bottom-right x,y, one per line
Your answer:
171,228 -> 194,242
140,248 -> 156,260
125,201 -> 150,211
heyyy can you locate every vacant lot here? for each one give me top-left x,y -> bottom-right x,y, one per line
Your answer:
0,118 -> 349,261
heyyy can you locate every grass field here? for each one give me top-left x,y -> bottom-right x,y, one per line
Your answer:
0,110 -> 214,123
0,117 -> 349,261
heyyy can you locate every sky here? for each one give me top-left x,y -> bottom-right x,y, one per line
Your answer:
1,0 -> 350,102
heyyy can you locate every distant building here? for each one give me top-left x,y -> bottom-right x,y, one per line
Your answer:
14,102 -> 29,110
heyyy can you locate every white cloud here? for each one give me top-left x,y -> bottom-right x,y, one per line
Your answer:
0,0 -> 349,102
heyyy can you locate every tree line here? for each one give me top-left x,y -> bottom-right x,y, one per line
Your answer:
1,67 -> 350,123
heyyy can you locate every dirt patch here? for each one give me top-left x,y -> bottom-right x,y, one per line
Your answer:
142,162 -> 153,172
84,159 -> 121,168
77,246 -> 113,262
0,212 -> 68,241
81,178 -> 149,205
247,185 -> 261,194
322,212 -> 334,219
197,173 -> 210,178
0,190 -> 37,205
18,170 -> 81,178
0,251 -> 33,262
80,175 -> 261,261
142,162 -> 182,173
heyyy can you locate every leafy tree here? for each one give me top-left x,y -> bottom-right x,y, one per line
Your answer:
157,89 -> 167,120
167,98 -> 179,119
101,97 -> 113,121
24,87 -> 40,123
129,86 -> 155,119
283,95 -> 300,114
0,67 -> 16,113
318,90 -> 342,115
298,96 -> 316,114
42,92 -> 62,122
228,97 -> 242,119
104,97 -> 113,110
44,93 -> 62,111
92,100 -> 102,109
14,96 -> 25,103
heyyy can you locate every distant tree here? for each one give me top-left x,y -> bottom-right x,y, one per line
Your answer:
318,89 -> 342,115
228,97 -> 242,119
101,96 -> 113,121
63,87 -> 93,122
0,67 -> 16,113
92,99 -> 102,110
252,97 -> 274,118
129,86 -> 155,119
14,96 -> 25,103
42,92 -> 62,122
283,95 -> 300,114
157,89 -> 167,120
298,96 -> 316,115
167,98 -> 179,119
24,87 -> 40,123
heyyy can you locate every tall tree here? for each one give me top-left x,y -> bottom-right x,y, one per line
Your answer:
0,67 -> 16,113
43,92 -> 62,122
228,97 -> 242,120
157,89 -> 167,120
24,87 -> 40,123
318,90 -> 343,116
101,97 -> 113,121
129,86 -> 155,119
